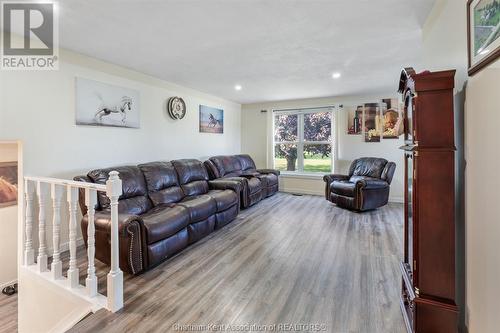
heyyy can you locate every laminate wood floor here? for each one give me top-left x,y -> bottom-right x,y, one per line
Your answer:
1,193 -> 405,333
71,193 -> 405,333
0,292 -> 17,333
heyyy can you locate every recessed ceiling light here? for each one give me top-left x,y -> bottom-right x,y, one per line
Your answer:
234,85 -> 242,91
332,72 -> 341,79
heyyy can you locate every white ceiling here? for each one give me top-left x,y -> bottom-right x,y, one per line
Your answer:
56,0 -> 436,104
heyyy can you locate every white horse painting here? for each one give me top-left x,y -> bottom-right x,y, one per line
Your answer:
76,77 -> 140,128
94,95 -> 133,124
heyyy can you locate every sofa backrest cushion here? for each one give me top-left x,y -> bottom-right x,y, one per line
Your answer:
172,159 -> 209,196
138,161 -> 184,205
349,158 -> 388,179
381,161 -> 397,184
88,165 -> 152,215
235,154 -> 257,172
209,155 -> 243,177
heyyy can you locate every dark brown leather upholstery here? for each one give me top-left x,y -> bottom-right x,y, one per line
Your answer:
140,204 -> 190,244
178,195 -> 217,223
139,161 -> 184,205
74,159 -> 240,275
323,157 -> 396,211
81,212 -> 144,275
88,166 -> 153,216
172,159 -> 210,196
204,154 -> 280,208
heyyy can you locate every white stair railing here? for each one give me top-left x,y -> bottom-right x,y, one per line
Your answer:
23,172 -> 123,313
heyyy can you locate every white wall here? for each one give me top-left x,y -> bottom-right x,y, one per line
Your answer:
422,0 -> 468,90
0,142 -> 19,288
464,65 -> 500,333
421,1 -> 500,332
0,50 -> 242,178
241,95 -> 404,201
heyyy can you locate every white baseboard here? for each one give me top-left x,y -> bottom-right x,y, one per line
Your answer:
389,197 -> 404,203
280,188 -> 404,204
279,188 -> 323,196
0,279 -> 17,290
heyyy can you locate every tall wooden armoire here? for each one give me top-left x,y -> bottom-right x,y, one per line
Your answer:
398,68 -> 458,333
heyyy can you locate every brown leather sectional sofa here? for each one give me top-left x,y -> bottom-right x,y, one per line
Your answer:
74,155 -> 279,275
204,154 -> 280,208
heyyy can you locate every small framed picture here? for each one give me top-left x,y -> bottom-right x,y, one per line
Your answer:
467,0 -> 500,76
363,103 -> 381,142
381,98 -> 403,139
346,105 -> 363,135
0,162 -> 18,208
199,105 -> 224,134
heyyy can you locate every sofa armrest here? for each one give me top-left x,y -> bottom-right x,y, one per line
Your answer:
203,160 -> 220,180
209,179 -> 243,211
208,179 -> 242,194
257,169 -> 280,176
81,212 -> 145,275
323,174 -> 350,201
323,174 -> 350,183
239,173 -> 258,179
354,179 -> 389,190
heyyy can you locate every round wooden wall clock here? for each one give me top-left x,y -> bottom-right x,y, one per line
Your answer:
167,97 -> 186,119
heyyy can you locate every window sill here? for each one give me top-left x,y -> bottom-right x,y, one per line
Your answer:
279,172 -> 326,180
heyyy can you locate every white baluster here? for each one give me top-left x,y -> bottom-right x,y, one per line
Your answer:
106,171 -> 123,312
37,182 -> 49,272
51,184 -> 64,280
67,186 -> 79,288
24,180 -> 36,266
85,188 -> 98,297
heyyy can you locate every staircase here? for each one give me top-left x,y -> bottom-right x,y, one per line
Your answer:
21,171 -> 124,317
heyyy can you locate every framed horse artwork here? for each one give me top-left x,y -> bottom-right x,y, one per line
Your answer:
199,105 -> 224,134
75,77 -> 140,128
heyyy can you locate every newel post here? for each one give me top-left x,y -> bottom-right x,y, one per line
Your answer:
106,171 -> 123,312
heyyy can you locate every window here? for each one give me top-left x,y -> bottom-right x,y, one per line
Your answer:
273,107 -> 334,173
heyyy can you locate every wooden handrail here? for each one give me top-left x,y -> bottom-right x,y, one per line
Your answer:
24,176 -> 107,191
23,172 -> 123,313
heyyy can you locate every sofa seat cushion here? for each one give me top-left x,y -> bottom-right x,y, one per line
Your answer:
259,173 -> 278,186
247,177 -> 262,194
141,204 -> 190,244
206,190 -> 238,212
331,180 -> 356,197
178,195 -> 217,223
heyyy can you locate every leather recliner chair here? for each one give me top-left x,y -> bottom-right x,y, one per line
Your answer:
74,159 -> 241,275
204,154 -> 280,208
323,157 -> 396,211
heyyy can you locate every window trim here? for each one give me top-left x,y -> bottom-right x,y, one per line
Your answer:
272,106 -> 336,174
